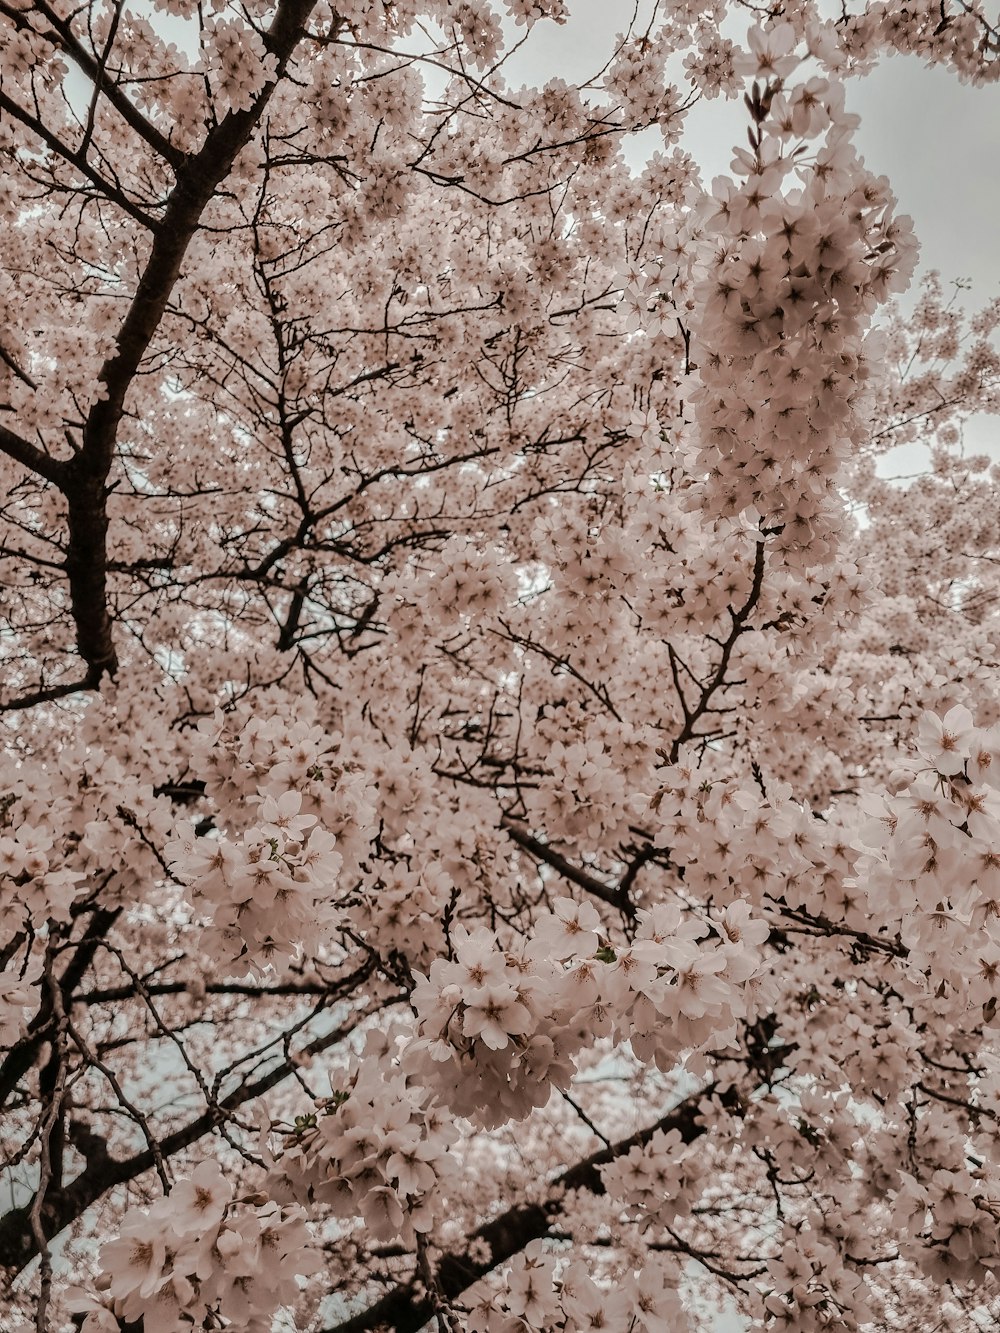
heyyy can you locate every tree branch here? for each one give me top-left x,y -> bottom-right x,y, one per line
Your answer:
322,1085 -> 741,1333
15,0 -> 188,170
57,0 -> 322,685
0,423 -> 67,486
501,816 -> 637,917
0,985 -> 394,1274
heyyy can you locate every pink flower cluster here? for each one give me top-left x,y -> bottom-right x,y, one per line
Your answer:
623,26 -> 920,567
600,1124 -> 706,1229
266,1028 -> 459,1246
468,1241 -> 688,1332
851,707 -> 1000,1001
756,1223 -> 873,1329
166,707 -> 377,971
408,895 -> 772,1124
202,18 -> 278,115
72,1161 -> 318,1333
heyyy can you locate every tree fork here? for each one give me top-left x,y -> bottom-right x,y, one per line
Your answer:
38,0 -> 323,685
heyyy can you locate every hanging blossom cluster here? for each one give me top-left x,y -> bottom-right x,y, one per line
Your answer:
70,1161 -> 318,1333
0,955 -> 40,1047
0,702 -> 177,935
468,1243 -> 688,1332
0,793 -> 83,932
265,1028 -> 460,1246
202,17 -> 278,115
406,896 -> 773,1126
163,702 -> 481,977
892,1160 -> 1000,1291
635,24 -> 918,565
166,708 -> 378,972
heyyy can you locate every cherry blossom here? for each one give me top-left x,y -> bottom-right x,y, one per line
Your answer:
2,2 -> 1000,1331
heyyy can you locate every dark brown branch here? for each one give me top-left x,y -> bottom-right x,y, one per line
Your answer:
73,979 -> 348,1004
772,900 -> 908,959
501,816 -> 636,917
0,675 -> 92,712
0,981 -> 392,1274
0,340 -> 37,390
0,906 -> 121,1111
322,1085 -> 741,1333
667,539 -> 767,764
0,87 -> 161,229
0,422 -> 67,486
57,0 -> 322,685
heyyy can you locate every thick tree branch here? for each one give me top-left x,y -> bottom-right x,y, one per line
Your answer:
501,816 -> 636,917
323,1085 -> 741,1333
0,906 -> 121,1111
0,423 -> 67,486
57,0 -> 321,685
0,676 -> 93,712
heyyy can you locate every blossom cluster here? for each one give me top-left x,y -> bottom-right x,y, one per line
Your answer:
166,707 -> 377,971
166,786 -> 343,973
72,1161 -> 318,1333
4,0 -> 1000,1328
0,958 -> 39,1047
266,1028 -> 459,1246
0,696 -> 178,939
625,25 -> 918,567
851,706 -> 1000,1001
0,699 -> 181,1045
468,1243 -> 688,1332
648,764 -> 856,924
203,17 -> 278,115
407,894 -> 773,1124
599,1124 -> 707,1231
755,1222 -> 874,1330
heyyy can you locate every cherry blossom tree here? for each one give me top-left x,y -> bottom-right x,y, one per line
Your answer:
2,1 -> 1000,1330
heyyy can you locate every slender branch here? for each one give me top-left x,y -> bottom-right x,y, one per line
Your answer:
667,539 -> 767,764
501,816 -> 636,917
0,982 -> 395,1274
14,0 -> 187,169
0,341 -> 38,390
0,87 -> 161,229
0,423 -> 67,486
